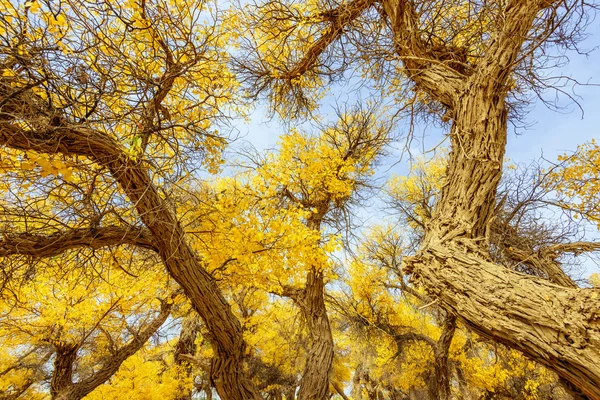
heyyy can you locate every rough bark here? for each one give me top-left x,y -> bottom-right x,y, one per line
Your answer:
49,300 -> 172,400
427,316 -> 456,400
50,343 -> 79,400
380,0 -> 465,107
293,269 -> 335,400
404,80 -> 600,398
388,0 -> 600,397
0,119 -> 262,399
281,0 -> 375,80
174,314 -> 202,400
279,213 -> 335,400
0,226 -> 156,257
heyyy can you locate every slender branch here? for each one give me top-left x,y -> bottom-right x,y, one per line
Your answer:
66,299 -> 173,399
282,0 -> 376,80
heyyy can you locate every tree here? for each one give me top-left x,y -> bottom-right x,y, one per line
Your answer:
0,251 -> 175,400
337,224 -> 570,400
248,105 -> 390,399
0,0 -> 262,398
547,139 -> 600,228
236,0 -> 600,396
182,105 -> 390,398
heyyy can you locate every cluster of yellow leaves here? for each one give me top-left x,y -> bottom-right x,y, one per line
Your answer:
84,347 -> 190,400
2,0 -> 241,176
0,252 -> 172,398
244,298 -> 304,377
181,176 -> 338,292
257,117 -> 381,204
547,139 -> 600,228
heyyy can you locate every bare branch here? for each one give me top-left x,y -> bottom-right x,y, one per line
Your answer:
0,226 -> 156,258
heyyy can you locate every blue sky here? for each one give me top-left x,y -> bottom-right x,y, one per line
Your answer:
232,22 -> 600,278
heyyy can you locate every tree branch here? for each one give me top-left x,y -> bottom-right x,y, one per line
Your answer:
380,0 -> 466,107
282,0 -> 376,80
64,299 -> 173,400
0,226 -> 156,258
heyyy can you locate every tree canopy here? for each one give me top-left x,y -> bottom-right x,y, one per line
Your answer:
1,0 -> 600,399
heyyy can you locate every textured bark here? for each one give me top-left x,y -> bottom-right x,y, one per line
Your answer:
381,0 -> 600,397
428,316 -> 456,400
277,213 -> 334,400
405,75 -> 600,398
282,0 -> 375,80
0,226 -> 156,257
50,343 -> 79,400
0,121 -> 262,399
380,0 -> 465,107
174,314 -> 202,400
293,269 -> 335,400
49,300 -> 171,400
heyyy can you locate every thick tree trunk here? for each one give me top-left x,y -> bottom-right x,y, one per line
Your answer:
405,78 -> 600,398
294,269 -> 335,400
50,344 -> 79,400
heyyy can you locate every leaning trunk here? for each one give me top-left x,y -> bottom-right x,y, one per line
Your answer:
0,120 -> 263,400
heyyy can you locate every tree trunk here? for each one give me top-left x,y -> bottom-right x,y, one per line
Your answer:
0,122 -> 263,400
50,344 -> 79,400
50,301 -> 172,400
405,75 -> 600,398
295,269 -> 335,400
454,362 -> 473,400
174,314 -> 202,400
428,315 -> 456,400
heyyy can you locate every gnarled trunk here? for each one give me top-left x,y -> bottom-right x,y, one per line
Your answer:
48,300 -> 172,400
406,76 -> 600,398
294,269 -> 335,400
0,121 -> 263,400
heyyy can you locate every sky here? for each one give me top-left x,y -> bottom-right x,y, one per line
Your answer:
231,21 -> 600,278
